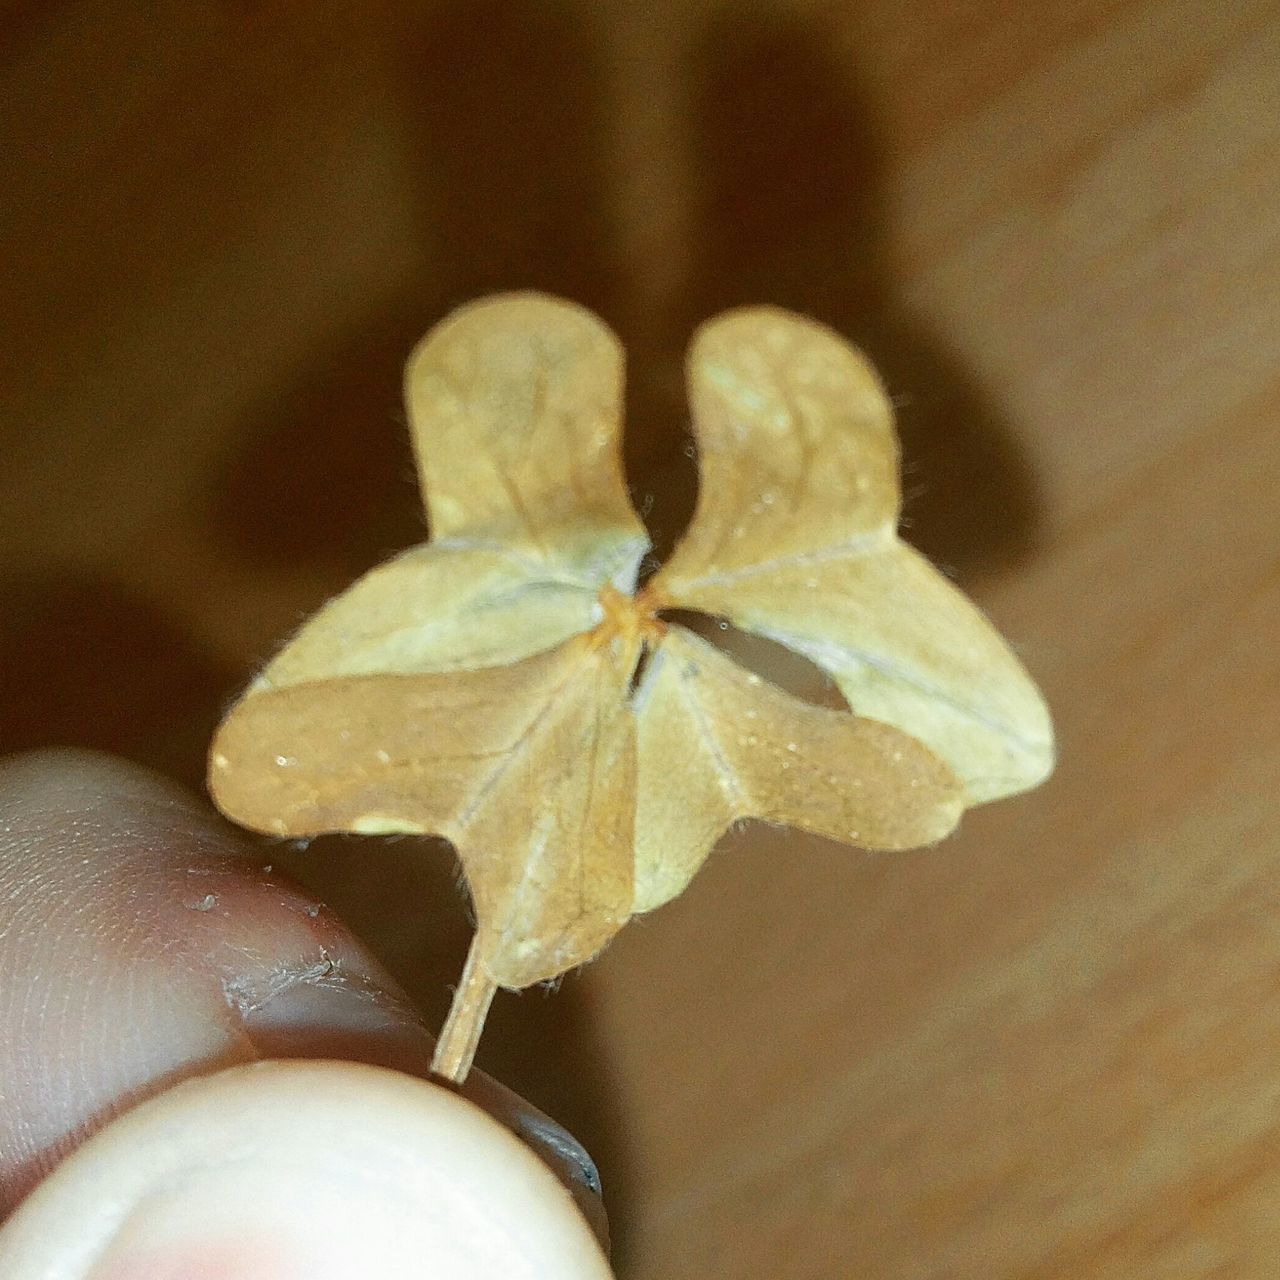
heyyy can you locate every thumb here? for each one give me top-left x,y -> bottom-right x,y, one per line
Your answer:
0,1058 -> 611,1278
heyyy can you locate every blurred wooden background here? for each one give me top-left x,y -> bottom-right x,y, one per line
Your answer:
3,1 -> 1279,1275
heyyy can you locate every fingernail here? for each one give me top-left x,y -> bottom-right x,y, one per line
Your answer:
457,1070 -> 608,1249
514,1111 -> 602,1195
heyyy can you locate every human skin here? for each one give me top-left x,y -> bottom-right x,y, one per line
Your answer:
0,751 -> 611,1278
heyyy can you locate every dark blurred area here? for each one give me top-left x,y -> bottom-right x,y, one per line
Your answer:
0,1 -> 1054,1269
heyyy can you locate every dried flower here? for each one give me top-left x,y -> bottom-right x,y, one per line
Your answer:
209,294 -> 1053,1079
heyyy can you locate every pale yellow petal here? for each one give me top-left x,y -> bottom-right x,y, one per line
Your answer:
631,626 -> 964,913
254,544 -> 600,691
653,306 -> 1053,804
209,635 -> 636,988
407,292 -> 649,590
655,305 -> 899,588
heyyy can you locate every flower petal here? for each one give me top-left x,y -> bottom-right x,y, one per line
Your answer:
665,555 -> 1053,807
253,544 -> 601,690
630,626 -> 964,913
653,306 -> 1053,803
407,292 -> 649,591
654,305 -> 900,589
210,635 -> 637,988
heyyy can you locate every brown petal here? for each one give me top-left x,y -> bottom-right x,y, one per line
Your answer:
210,635 -> 637,989
449,635 -> 637,990
406,292 -> 649,589
630,626 -> 964,914
654,305 -> 900,591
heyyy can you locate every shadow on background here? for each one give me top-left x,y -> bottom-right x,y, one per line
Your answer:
0,572 -> 233,791
211,0 -> 621,581
644,8 -> 1041,577
4,3 -> 1042,1268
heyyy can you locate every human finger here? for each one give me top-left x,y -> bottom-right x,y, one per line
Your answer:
0,1059 -> 611,1278
0,750 -> 605,1245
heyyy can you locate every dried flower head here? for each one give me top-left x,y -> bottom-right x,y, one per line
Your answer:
209,294 -> 1053,1079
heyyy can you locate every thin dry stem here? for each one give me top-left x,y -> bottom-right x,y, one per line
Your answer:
431,935 -> 498,1083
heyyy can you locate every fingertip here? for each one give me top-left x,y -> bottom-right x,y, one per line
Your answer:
0,1061 -> 614,1280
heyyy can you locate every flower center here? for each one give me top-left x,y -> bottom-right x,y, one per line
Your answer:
593,584 -> 666,659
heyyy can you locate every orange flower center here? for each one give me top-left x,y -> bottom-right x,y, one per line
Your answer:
592,584 -> 667,660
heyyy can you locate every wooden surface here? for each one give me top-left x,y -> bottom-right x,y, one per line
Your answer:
3,1 -> 1279,1275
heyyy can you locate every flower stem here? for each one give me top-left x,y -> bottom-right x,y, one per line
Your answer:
431,934 -> 498,1083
